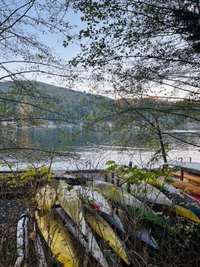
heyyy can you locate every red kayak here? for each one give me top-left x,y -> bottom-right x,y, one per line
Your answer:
188,194 -> 200,202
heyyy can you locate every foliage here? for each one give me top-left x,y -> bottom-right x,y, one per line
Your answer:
105,160 -> 172,184
0,165 -> 53,190
0,0 -> 77,158
0,80 -> 113,126
69,0 -> 200,100
65,0 -> 200,163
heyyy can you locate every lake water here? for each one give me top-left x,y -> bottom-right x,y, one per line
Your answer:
0,125 -> 199,171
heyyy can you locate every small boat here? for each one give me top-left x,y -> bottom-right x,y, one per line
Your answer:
126,182 -> 172,206
188,193 -> 200,202
161,184 -> 200,219
14,214 -> 29,267
55,207 -> 116,267
165,161 -> 200,187
171,178 -> 200,196
84,209 -> 130,265
35,211 -> 79,267
135,227 -> 159,250
147,179 -> 200,222
92,181 -> 164,226
57,180 -> 109,267
75,185 -> 124,232
35,185 -> 57,211
172,205 -> 200,223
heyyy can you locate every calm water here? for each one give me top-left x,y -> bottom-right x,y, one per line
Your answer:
1,125 -> 199,171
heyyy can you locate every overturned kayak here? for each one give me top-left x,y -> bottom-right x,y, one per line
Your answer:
160,184 -> 200,221
34,228 -> 48,267
35,211 -> 79,267
57,180 -> 109,267
170,178 -> 200,196
85,209 -> 130,265
91,181 -> 164,226
136,227 -> 159,250
172,205 -> 200,223
117,208 -> 159,250
127,182 -> 172,206
14,214 -> 29,267
75,185 -> 124,232
189,194 -> 200,202
173,171 -> 200,185
92,181 -> 155,213
35,185 -> 57,211
147,179 -> 200,222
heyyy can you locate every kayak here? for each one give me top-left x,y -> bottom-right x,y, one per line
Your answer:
75,185 -> 124,232
34,228 -> 48,267
117,208 -> 159,250
55,207 -> 117,267
147,178 -> 178,195
35,211 -> 79,267
36,185 -> 57,211
136,227 -> 159,250
188,194 -> 200,202
173,171 -> 200,185
147,179 -> 200,222
91,181 -> 164,226
92,181 -> 156,214
84,209 -> 130,265
172,205 -> 200,223
171,178 -> 200,196
14,214 -> 29,267
127,182 -> 172,206
57,180 -> 109,267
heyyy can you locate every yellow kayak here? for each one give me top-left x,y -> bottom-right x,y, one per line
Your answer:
92,181 -> 156,215
57,180 -> 109,267
35,211 -> 78,267
35,185 -> 57,211
85,210 -> 130,265
173,205 -> 200,224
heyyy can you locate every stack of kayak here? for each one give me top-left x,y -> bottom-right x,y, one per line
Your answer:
34,181 -> 159,266
14,173 -> 200,267
167,162 -> 200,202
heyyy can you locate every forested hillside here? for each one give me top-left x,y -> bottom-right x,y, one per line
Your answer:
0,81 -> 198,132
0,81 -> 114,126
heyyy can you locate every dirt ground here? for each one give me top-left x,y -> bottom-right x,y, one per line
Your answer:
0,198 -> 27,224
0,198 -> 28,267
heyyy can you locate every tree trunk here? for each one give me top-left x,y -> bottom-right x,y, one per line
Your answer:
155,117 -> 168,163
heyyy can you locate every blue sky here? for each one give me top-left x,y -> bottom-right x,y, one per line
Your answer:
0,5 -> 84,87
0,3 -> 186,99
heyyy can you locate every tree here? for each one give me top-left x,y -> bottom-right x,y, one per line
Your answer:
0,1 -> 71,80
67,0 -> 200,163
0,0 -> 79,160
69,0 -> 200,99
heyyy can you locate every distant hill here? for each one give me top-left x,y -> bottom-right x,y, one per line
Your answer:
0,80 -> 115,126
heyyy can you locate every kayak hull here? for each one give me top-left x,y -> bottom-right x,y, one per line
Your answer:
35,211 -> 78,267
85,210 -> 130,265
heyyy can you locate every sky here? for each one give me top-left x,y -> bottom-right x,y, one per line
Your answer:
0,1 -> 191,99
0,4 -> 83,87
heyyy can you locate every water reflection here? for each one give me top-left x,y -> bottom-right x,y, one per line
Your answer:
15,125 -> 115,150
3,125 -> 200,152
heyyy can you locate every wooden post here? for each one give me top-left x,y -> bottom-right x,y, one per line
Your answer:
180,169 -> 184,181
126,181 -> 131,193
111,172 -> 115,184
104,173 -> 108,182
